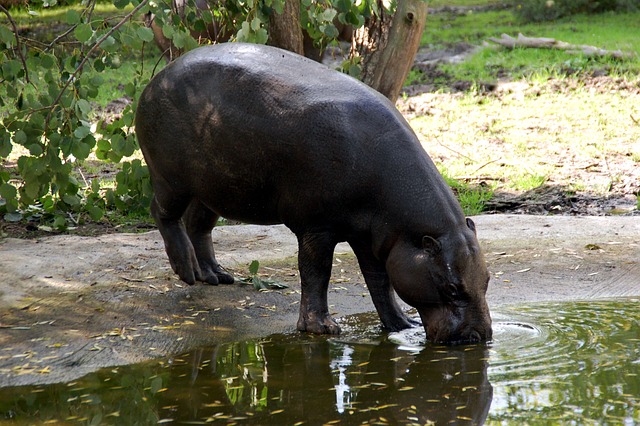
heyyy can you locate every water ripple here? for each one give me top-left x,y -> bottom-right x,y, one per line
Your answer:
488,298 -> 640,424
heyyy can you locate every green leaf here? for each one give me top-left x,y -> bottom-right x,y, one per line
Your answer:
74,23 -> 93,43
0,183 -> 17,200
124,82 -> 136,97
161,24 -> 175,39
63,194 -> 80,206
97,139 -> 111,151
254,28 -> 268,44
0,25 -> 15,47
321,24 -> 339,38
71,137 -> 93,160
111,134 -> 126,154
91,179 -> 100,193
236,21 -> 251,42
52,215 -> 67,230
27,143 -> 43,156
252,276 -> 288,290
4,212 -> 22,222
23,180 -> 41,200
65,10 -> 81,25
249,260 -> 260,275
114,0 -> 130,9
76,99 -> 91,116
250,16 -> 261,31
74,125 -> 92,139
100,35 -> 117,52
1,60 -> 21,79
13,130 -> 27,145
0,131 -> 12,157
87,205 -> 104,221
273,0 -> 284,14
136,26 -> 155,42
93,57 -> 105,72
321,8 -> 338,22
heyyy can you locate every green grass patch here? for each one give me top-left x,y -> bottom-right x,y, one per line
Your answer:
441,170 -> 494,215
422,9 -> 640,85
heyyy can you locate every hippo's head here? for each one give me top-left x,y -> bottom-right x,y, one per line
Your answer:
386,218 -> 492,345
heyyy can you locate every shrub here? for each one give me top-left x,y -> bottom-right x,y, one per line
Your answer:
513,0 -> 640,22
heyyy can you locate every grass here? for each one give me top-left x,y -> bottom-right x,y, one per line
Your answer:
410,84 -> 640,198
422,9 -> 640,85
407,1 -> 640,211
442,171 -> 494,215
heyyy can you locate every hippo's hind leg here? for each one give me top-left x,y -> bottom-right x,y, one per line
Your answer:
183,199 -> 235,285
296,231 -> 341,335
150,187 -> 202,285
349,240 -> 419,331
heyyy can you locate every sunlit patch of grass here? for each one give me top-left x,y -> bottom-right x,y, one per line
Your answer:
411,81 -> 640,198
440,168 -> 495,215
509,173 -> 547,191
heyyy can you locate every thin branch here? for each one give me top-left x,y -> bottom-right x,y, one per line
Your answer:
46,0 -> 150,127
0,4 -> 30,84
487,33 -> 629,59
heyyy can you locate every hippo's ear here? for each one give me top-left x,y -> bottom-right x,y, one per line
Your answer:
422,235 -> 442,256
466,218 -> 477,234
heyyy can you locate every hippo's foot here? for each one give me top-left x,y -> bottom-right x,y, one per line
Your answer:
381,313 -> 422,332
198,261 -> 235,285
297,312 -> 341,335
169,253 -> 202,286
198,264 -> 235,285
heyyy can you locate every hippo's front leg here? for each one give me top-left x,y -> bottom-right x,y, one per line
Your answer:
350,240 -> 419,331
296,232 -> 341,335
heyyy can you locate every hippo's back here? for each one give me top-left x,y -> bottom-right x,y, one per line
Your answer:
158,42 -> 388,114
135,43 -> 423,226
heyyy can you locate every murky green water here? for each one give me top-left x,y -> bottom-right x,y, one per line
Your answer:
1,298 -> 639,425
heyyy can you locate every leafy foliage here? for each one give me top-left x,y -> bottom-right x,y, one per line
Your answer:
241,260 -> 288,290
0,0 -> 387,229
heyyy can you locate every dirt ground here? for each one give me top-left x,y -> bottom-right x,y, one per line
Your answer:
1,215 -> 638,388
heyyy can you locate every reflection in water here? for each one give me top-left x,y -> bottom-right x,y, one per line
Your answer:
330,344 -> 354,413
0,298 -> 638,425
135,334 -> 493,425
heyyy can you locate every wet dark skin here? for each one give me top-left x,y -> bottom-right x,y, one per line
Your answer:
136,43 -> 492,344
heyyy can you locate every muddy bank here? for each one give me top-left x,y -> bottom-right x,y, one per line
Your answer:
0,215 -> 638,387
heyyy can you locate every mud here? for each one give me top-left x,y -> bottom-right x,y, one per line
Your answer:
0,215 -> 638,387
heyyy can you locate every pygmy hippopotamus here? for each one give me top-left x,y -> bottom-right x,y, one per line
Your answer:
135,42 -> 492,344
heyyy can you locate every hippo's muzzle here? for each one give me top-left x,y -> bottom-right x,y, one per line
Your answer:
419,304 -> 493,345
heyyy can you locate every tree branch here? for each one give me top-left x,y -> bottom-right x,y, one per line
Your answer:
0,4 -> 30,84
487,33 -> 629,59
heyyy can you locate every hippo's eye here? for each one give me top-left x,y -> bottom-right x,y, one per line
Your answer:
447,282 -> 459,298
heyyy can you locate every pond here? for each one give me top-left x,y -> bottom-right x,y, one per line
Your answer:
1,298 -> 638,425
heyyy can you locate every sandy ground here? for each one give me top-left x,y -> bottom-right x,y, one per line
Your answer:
0,214 -> 638,387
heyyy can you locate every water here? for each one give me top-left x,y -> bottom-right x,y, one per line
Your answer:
1,298 -> 638,425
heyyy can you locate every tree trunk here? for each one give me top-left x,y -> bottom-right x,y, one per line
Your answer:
268,0 -> 305,56
351,0 -> 428,103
